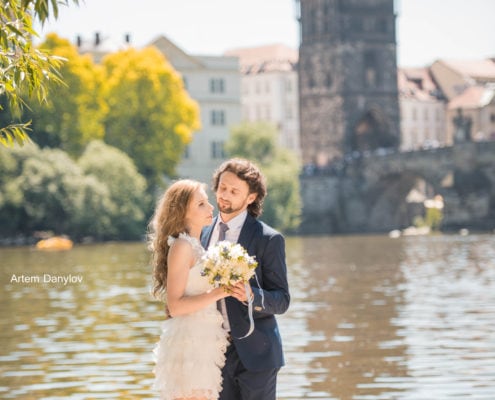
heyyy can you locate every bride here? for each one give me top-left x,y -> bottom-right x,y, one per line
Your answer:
148,179 -> 230,400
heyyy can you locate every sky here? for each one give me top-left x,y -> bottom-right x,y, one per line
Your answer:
37,0 -> 495,67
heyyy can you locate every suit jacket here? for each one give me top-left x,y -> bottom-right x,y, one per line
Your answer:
201,213 -> 290,371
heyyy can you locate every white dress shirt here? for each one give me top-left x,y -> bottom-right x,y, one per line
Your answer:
212,210 -> 246,244
212,211 -> 248,332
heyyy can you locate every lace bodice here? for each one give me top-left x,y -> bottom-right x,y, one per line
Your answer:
167,233 -> 211,296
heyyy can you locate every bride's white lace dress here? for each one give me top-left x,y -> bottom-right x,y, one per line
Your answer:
153,233 -> 228,400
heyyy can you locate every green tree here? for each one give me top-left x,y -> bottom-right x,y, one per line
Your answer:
0,0 -> 80,147
78,140 -> 150,240
225,122 -> 301,232
0,143 -> 24,234
0,141 -> 149,241
0,143 -> 100,237
101,46 -> 201,188
25,34 -> 106,155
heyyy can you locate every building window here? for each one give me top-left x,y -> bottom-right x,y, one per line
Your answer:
286,103 -> 293,119
183,145 -> 190,159
211,110 -> 226,126
265,105 -> 271,121
209,78 -> 225,93
211,141 -> 225,159
256,105 -> 262,120
286,78 -> 292,93
242,106 -> 250,121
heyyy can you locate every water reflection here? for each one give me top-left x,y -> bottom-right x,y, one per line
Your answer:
0,244 -> 157,399
277,234 -> 495,400
1,235 -> 495,399
278,235 -> 410,400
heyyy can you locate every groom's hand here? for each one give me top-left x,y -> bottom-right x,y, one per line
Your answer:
229,282 -> 253,303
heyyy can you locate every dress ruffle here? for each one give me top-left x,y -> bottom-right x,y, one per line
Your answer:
153,233 -> 228,400
153,308 -> 228,400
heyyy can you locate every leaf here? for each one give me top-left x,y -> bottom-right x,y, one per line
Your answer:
0,0 -> 80,147
0,122 -> 32,147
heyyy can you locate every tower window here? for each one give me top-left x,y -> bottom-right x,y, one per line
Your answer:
308,75 -> 316,89
378,18 -> 388,33
326,73 -> 333,88
364,52 -> 378,88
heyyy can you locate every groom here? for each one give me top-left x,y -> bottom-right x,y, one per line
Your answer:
201,158 -> 290,400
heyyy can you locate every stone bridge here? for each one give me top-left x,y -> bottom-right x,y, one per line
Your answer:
299,141 -> 495,234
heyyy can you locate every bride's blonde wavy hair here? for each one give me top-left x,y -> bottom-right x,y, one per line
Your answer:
148,179 -> 203,301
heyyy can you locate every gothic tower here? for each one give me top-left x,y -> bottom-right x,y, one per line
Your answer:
297,0 -> 400,167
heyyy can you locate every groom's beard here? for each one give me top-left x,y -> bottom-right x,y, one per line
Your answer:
217,196 -> 249,215
217,202 -> 239,214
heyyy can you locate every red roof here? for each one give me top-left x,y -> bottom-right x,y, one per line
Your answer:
224,44 -> 298,74
442,59 -> 495,81
448,85 -> 495,109
398,67 -> 442,101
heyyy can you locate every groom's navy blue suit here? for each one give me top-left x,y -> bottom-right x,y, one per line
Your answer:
201,213 -> 290,399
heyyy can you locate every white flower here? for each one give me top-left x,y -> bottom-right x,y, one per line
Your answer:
201,241 -> 258,287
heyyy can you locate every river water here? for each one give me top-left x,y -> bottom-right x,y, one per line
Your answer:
0,233 -> 494,399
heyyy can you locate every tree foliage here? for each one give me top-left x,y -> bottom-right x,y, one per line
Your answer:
0,0 -> 80,147
225,122 -> 301,232
78,140 -> 150,239
101,46 -> 201,187
0,142 -> 149,241
25,34 -> 106,155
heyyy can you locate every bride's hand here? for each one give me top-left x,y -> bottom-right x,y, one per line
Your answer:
213,286 -> 231,299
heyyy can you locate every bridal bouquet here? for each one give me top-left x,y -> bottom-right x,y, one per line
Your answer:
201,241 -> 258,287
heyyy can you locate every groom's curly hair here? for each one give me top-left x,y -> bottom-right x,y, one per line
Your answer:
212,158 -> 267,218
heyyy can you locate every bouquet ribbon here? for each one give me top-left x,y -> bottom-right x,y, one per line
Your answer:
236,275 -> 265,339
236,282 -> 255,339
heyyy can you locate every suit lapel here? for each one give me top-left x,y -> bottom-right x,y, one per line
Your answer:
201,216 -> 218,249
237,214 -> 257,250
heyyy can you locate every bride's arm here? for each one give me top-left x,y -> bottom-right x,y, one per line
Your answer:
166,240 -> 228,317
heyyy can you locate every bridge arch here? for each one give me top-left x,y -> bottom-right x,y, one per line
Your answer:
299,142 -> 495,234
365,172 -> 440,231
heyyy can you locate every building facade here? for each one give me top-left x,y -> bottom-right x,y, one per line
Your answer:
150,35 -> 241,184
398,67 -> 447,151
225,45 -> 300,156
297,0 -> 400,167
430,59 -> 495,144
